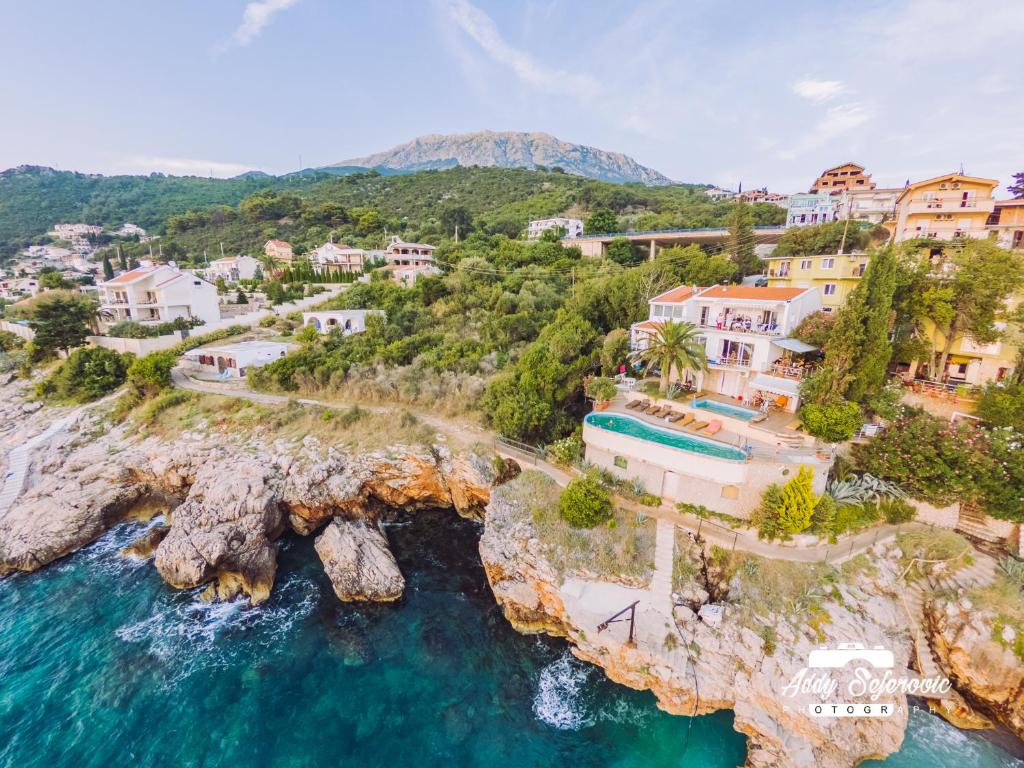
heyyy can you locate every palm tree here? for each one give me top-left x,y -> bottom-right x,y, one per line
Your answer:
629,320 -> 708,394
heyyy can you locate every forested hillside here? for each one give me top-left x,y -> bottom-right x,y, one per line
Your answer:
99,166 -> 784,265
0,165 -> 323,258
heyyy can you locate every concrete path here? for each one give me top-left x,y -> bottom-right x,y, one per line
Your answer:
0,411 -> 80,517
651,519 -> 675,606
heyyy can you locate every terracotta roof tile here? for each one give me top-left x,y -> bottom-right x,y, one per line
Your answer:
650,285 -> 700,303
697,285 -> 809,301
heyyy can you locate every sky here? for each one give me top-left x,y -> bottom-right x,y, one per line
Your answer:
1,0 -> 1021,193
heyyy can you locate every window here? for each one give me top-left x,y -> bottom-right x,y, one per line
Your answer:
699,306 -> 709,325
671,305 -> 684,319
653,305 -> 664,317
823,283 -> 837,296
821,258 -> 835,269
799,259 -> 812,270
821,307 -> 834,314
613,456 -> 627,470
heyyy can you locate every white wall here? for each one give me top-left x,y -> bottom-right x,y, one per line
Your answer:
87,332 -> 183,355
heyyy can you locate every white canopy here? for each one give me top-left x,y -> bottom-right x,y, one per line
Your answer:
750,373 -> 801,398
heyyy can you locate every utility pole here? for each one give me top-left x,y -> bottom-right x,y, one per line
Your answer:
838,195 -> 852,254
572,266 -> 576,298
454,224 -> 459,244
220,242 -> 225,258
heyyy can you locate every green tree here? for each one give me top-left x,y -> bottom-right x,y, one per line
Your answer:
118,248 -> 128,271
845,246 -> 898,402
558,476 -> 613,528
39,271 -> 73,290
584,376 -> 618,404
126,350 -> 177,398
102,253 -> 115,281
26,293 -> 95,356
773,221 -> 869,258
296,323 -> 321,346
440,206 -> 473,238
975,383 -> 1024,430
777,465 -> 817,534
600,328 -> 630,376
585,208 -> 619,235
235,288 -> 247,304
799,401 -> 862,442
37,347 -> 128,403
1009,171 -> 1024,199
725,201 -> 760,275
607,238 -> 634,266
629,320 -> 707,394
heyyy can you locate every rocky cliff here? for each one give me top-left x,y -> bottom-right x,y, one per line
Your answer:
480,476 -> 916,768
330,131 -> 675,186
927,594 -> 1024,739
0,400 -> 506,605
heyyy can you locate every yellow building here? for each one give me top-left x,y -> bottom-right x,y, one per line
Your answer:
988,199 -> 1024,250
902,314 -> 1019,387
763,252 -> 869,312
892,173 -> 998,243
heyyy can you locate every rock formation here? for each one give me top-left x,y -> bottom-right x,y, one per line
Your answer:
480,476 -> 915,768
315,518 -> 404,602
0,398 -> 507,605
927,594 -> 1024,739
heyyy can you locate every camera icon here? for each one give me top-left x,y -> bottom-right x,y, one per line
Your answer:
808,643 -> 894,669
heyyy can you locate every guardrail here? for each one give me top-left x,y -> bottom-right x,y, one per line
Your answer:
495,436 -> 545,465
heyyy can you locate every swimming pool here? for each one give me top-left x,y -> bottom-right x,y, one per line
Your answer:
691,397 -> 760,421
585,412 -> 747,462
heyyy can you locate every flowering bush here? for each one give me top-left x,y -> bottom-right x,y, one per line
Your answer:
852,413 -> 1024,522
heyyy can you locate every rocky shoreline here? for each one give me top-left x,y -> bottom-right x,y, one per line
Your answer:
1,389 -> 1021,768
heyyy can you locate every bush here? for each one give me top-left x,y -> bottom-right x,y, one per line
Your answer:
37,346 -> 129,403
546,433 -> 583,467
879,497 -> 915,524
585,376 -> 618,404
800,400 -> 862,443
558,476 -> 613,528
126,350 -> 177,398
777,465 -> 816,534
752,484 -> 784,540
976,383 -> 1024,430
811,494 -> 838,540
0,330 -> 26,352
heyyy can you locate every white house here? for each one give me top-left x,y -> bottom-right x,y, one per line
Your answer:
205,255 -> 261,282
313,242 -> 366,273
118,223 -> 147,238
98,264 -> 221,327
182,340 -> 293,379
630,284 -> 821,412
786,192 -> 840,227
704,187 -> 733,201
527,217 -> 584,239
836,187 -> 901,225
301,309 -> 385,335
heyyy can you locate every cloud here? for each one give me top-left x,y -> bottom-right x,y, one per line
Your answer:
232,0 -> 302,46
117,155 -> 260,178
440,0 -> 599,99
791,79 -> 845,102
777,102 -> 873,161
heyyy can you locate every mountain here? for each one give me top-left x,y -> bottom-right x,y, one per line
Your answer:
327,131 -> 675,186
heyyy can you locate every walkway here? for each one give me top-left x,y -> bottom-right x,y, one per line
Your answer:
171,369 -> 910,566
651,518 -> 675,606
0,411 -> 81,517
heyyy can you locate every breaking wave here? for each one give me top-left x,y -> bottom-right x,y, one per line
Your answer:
533,650 -> 596,730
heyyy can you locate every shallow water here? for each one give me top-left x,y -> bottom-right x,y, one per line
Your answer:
0,509 -> 1020,768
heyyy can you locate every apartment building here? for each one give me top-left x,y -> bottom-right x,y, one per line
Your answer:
386,237 -> 435,267
987,199 -> 1024,250
313,242 -> 366,273
810,163 -> 876,194
527,217 -> 584,239
837,187 -> 902,224
763,252 -> 869,312
630,284 -> 822,411
892,173 -> 998,243
98,264 -> 220,327
786,192 -> 840,227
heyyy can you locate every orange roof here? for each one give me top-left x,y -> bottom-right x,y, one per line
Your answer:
265,239 -> 291,248
994,198 -> 1024,207
104,267 -> 153,284
650,285 -> 701,303
633,320 -> 664,332
697,285 -> 808,301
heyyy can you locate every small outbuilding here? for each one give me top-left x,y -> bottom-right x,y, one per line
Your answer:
301,309 -> 384,335
182,340 -> 293,379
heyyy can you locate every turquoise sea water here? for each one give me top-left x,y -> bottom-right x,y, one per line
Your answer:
0,509 -> 1021,768
585,412 -> 747,461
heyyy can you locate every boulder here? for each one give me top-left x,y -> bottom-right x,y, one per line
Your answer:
314,518 -> 404,602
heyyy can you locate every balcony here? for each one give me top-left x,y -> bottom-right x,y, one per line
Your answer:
766,268 -> 790,278
699,320 -> 782,337
769,361 -> 815,380
708,355 -> 751,371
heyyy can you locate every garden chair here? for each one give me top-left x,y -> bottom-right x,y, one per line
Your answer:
702,420 -> 723,436
689,420 -> 709,431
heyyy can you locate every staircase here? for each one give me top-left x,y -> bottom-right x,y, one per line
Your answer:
955,506 -> 1010,550
651,519 -> 675,607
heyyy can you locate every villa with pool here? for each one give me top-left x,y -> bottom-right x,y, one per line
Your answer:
583,283 -> 830,518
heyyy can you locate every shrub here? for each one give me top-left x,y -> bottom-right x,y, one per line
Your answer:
752,484 -> 784,540
546,433 -> 583,467
879,497 -> 915,524
585,376 -> 618,404
976,383 -> 1024,430
126,350 -> 177,398
558,476 -> 613,528
37,346 -> 129,403
777,465 -> 816,534
0,330 -> 26,352
811,494 -> 838,540
800,400 -> 862,443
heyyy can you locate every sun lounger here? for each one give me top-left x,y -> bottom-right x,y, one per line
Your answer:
626,399 -> 646,410
750,412 -> 768,424
666,411 -> 686,423
702,420 -> 723,436
648,406 -> 669,417
675,413 -> 695,427
689,420 -> 709,431
644,404 -> 664,415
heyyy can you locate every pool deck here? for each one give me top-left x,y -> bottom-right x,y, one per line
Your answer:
609,394 -> 821,462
